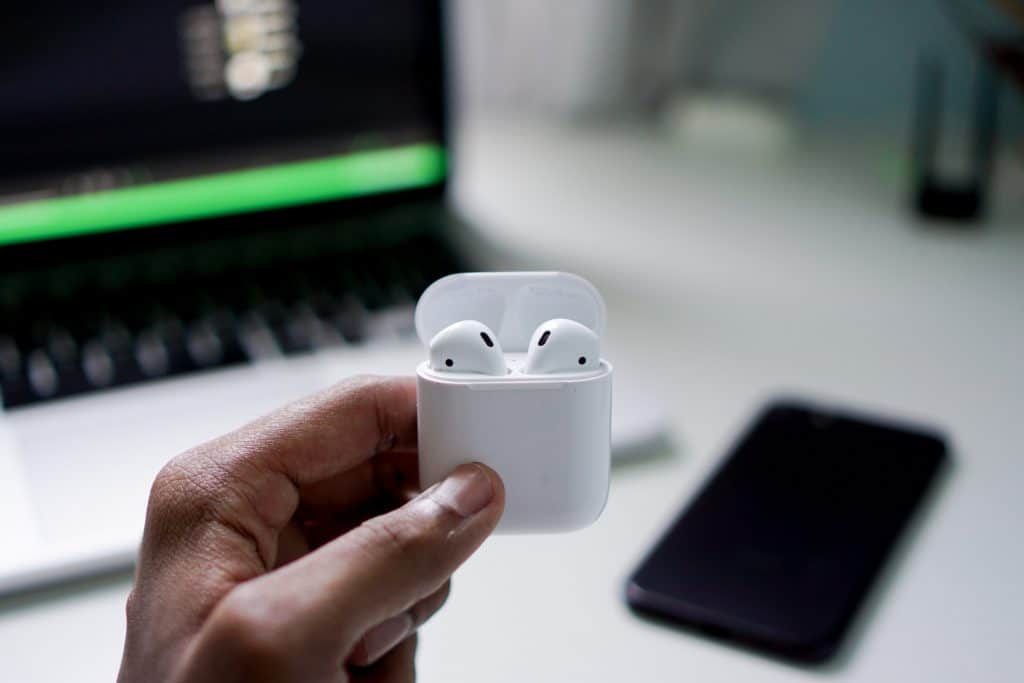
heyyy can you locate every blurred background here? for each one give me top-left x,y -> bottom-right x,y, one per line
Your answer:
0,1 -> 1022,681
457,0 -> 1024,130
454,0 -> 1022,215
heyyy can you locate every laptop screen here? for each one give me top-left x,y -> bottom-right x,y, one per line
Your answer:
0,0 -> 446,248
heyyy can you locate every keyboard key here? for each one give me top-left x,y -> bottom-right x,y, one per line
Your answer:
331,293 -> 369,344
237,312 -> 282,360
153,317 -> 201,375
134,329 -> 170,377
295,303 -> 343,348
81,340 -> 115,388
271,303 -> 341,354
100,322 -> 148,385
186,320 -> 224,367
366,305 -> 417,342
26,350 -> 58,399
203,310 -> 248,365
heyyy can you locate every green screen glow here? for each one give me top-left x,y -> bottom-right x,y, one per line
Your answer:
0,143 -> 446,246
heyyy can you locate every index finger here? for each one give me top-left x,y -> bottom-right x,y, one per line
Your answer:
202,374 -> 417,488
147,375 -> 418,568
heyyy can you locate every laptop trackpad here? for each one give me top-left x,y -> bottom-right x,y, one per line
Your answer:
8,359 -> 335,545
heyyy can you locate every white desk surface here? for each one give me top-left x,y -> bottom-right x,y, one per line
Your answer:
2,117 -> 1022,682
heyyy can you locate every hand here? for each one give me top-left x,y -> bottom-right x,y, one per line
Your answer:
118,376 -> 505,683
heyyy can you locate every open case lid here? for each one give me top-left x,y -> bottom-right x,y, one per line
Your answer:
414,272 -> 606,352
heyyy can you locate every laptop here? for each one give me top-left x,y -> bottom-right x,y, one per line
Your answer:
0,0 -> 666,596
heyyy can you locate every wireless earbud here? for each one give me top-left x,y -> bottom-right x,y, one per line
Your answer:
524,318 -> 600,374
428,320 -> 506,375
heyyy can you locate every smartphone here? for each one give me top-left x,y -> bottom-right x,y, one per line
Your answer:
625,399 -> 948,663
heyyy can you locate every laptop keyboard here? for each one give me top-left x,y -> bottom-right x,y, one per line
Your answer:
0,230 -> 461,409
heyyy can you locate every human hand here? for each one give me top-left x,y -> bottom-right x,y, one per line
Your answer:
118,376 -> 505,682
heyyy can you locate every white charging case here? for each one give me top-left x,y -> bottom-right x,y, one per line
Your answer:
415,272 -> 612,533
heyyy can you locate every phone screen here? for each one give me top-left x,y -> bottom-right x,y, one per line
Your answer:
626,401 -> 948,663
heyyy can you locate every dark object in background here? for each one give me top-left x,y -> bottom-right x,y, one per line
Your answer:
625,400 -> 948,664
912,0 -> 1024,222
911,56 -> 1001,222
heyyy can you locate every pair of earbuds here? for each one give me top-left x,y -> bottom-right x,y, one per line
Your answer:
428,318 -> 600,375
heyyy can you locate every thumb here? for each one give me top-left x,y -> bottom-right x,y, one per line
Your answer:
198,463 -> 505,670
322,462 -> 505,635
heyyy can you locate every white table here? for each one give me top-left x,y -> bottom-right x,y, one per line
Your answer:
2,117 -> 1022,682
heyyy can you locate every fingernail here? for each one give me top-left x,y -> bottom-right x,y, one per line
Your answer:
432,464 -> 494,517
358,612 -> 413,666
